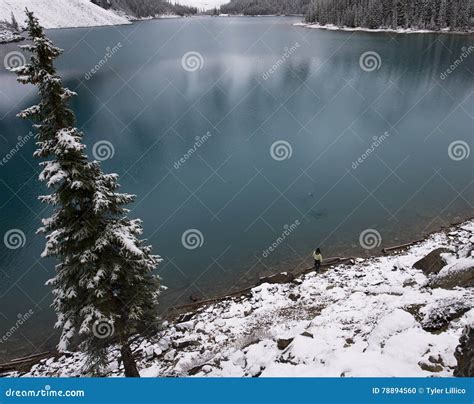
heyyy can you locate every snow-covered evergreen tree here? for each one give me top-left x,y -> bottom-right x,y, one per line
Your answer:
438,0 -> 448,28
397,0 -> 408,28
10,12 -> 19,32
13,10 -> 162,377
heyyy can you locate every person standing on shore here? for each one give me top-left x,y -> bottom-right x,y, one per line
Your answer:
313,248 -> 323,272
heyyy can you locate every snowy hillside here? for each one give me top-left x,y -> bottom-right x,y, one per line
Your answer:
0,0 -> 130,29
173,0 -> 230,10
0,21 -> 21,43
5,220 -> 473,377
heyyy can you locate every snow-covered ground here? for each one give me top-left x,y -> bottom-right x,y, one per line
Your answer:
295,22 -> 473,35
5,219 -> 473,377
0,28 -> 22,44
0,0 -> 130,30
174,0 -> 229,10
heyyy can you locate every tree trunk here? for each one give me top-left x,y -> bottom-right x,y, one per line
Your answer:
121,342 -> 140,377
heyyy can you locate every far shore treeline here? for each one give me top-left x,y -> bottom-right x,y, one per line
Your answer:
85,0 -> 474,33
306,0 -> 473,31
220,0 -> 312,15
219,0 -> 472,32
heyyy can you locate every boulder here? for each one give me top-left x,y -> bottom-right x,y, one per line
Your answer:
454,326 -> 474,377
214,319 -> 226,328
345,338 -> 354,345
163,349 -> 176,361
277,338 -> 294,350
420,299 -> 471,332
144,345 -> 155,359
428,355 -> 443,365
157,337 -> 170,351
172,339 -> 200,350
403,278 -> 417,287
418,360 -> 443,373
413,248 -> 450,275
429,259 -> 474,289
188,364 -> 214,376
230,350 -> 246,367
177,312 -> 194,323
258,272 -> 295,285
175,321 -> 195,332
288,293 -> 300,302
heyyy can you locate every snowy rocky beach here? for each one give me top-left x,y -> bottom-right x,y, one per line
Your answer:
3,219 -> 473,378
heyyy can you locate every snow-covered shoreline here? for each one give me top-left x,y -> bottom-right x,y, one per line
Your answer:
0,28 -> 22,44
3,218 -> 473,378
174,0 -> 228,8
295,22 -> 474,35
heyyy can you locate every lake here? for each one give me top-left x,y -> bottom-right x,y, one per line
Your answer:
0,16 -> 472,361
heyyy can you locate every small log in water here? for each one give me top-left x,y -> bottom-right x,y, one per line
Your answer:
0,351 -> 54,373
382,239 -> 425,254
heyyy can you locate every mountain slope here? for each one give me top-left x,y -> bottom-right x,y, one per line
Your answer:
0,0 -> 129,29
91,0 -> 199,17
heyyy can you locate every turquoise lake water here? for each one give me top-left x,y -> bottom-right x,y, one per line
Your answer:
0,17 -> 472,360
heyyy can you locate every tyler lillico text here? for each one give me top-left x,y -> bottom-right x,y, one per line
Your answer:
372,387 -> 466,395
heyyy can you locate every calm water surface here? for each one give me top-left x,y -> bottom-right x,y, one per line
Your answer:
0,17 -> 472,360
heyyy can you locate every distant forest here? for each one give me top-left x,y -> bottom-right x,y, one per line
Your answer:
91,0 -> 198,17
89,0 -> 473,31
305,0 -> 473,31
220,0 -> 311,15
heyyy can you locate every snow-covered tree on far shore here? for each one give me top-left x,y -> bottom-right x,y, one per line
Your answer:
13,9 -> 162,377
10,12 -> 19,32
305,0 -> 472,31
